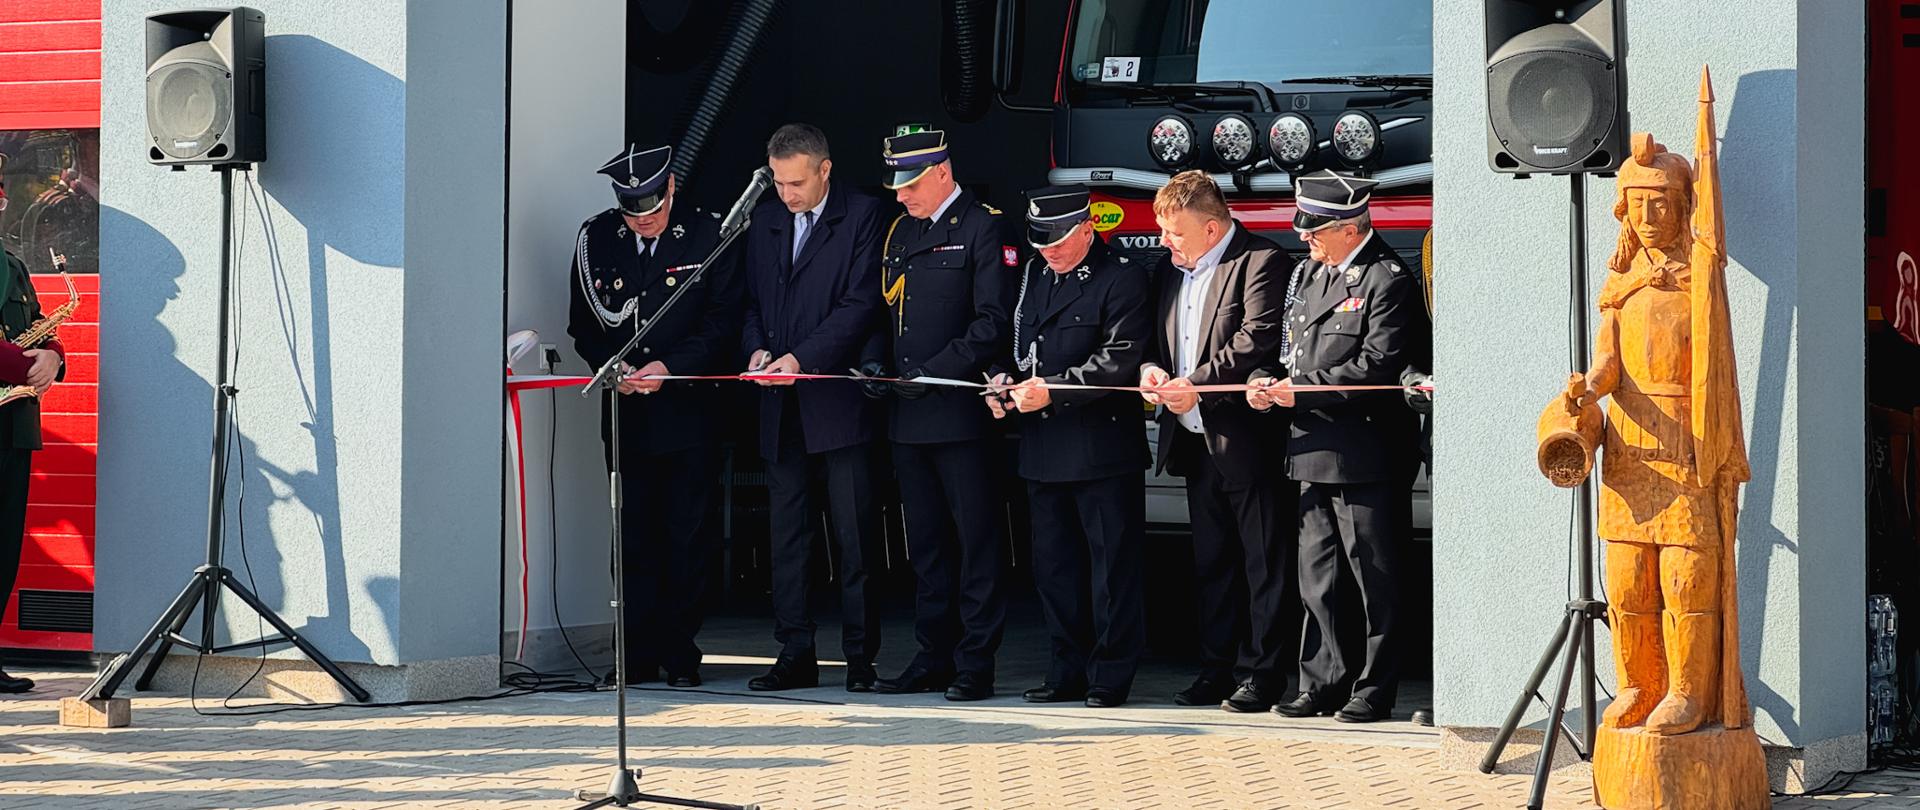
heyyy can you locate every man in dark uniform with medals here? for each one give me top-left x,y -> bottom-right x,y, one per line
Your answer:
987,186 -> 1150,708
1248,170 -> 1430,723
868,130 -> 1014,701
0,214 -> 66,694
567,143 -> 740,688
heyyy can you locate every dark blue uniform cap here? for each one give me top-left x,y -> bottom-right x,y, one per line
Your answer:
1292,169 -> 1378,233
1025,184 -> 1091,248
598,143 -> 672,217
881,130 -> 949,190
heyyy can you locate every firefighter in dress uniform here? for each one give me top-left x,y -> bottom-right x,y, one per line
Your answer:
988,185 -> 1151,708
566,143 -> 741,688
865,130 -> 1014,701
1248,170 -> 1430,723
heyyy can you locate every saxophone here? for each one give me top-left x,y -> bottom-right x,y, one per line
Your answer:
0,250 -> 80,407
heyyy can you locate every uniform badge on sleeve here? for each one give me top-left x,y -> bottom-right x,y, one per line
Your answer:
1003,246 -> 1019,267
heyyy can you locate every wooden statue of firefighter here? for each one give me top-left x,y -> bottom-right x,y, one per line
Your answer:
1536,67 -> 1767,809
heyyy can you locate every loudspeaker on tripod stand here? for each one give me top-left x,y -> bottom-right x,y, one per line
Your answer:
1485,0 -> 1627,174
146,7 -> 266,166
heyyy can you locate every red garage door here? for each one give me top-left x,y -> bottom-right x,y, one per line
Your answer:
1,0 -> 101,653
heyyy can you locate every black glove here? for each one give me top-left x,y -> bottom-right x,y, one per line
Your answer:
895,367 -> 930,400
1401,368 -> 1433,415
857,361 -> 891,400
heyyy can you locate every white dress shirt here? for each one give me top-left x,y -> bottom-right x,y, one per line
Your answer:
1171,223 -> 1237,434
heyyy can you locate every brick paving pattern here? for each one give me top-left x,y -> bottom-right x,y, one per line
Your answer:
4,667 -> 1914,809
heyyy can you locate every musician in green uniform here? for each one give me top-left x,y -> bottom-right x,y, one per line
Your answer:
0,231 -> 67,694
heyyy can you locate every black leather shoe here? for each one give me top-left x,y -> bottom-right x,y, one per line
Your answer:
875,666 -> 952,695
845,661 -> 878,693
1272,691 -> 1343,718
666,670 -> 701,688
1085,688 -> 1128,708
1334,697 -> 1393,723
1221,681 -> 1283,713
944,672 -> 994,702
1022,682 -> 1087,703
748,658 -> 819,691
1173,675 -> 1235,706
0,670 -> 33,694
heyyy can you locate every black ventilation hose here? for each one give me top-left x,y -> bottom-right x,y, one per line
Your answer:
669,0 -> 783,187
942,0 -> 993,124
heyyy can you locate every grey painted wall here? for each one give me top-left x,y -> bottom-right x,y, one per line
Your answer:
501,0 -> 626,662
97,0 -> 504,667
1430,0 -> 1866,752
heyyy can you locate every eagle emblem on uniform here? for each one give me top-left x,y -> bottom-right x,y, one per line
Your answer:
1345,266 -> 1361,283
672,223 -> 686,239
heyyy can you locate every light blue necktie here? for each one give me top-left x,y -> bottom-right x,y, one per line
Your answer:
793,210 -> 815,261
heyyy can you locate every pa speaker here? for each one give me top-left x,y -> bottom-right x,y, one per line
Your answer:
145,7 -> 266,166
1484,0 -> 1626,174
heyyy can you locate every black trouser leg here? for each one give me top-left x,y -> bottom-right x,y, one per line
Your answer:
763,447 -> 819,660
1186,457 -> 1247,684
1297,480 -> 1346,696
1079,471 -> 1146,696
892,442 -> 958,674
930,440 -> 1005,677
1332,480 -> 1402,709
0,449 -> 29,646
1026,480 -> 1091,688
822,443 -> 881,666
623,446 -> 716,675
1232,474 -> 1295,688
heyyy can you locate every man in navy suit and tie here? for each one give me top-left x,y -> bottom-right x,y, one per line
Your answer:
740,123 -> 888,692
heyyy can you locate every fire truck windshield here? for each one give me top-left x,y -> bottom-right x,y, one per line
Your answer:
1067,0 -> 1432,90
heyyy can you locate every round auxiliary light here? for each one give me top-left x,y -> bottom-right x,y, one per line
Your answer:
1211,114 -> 1259,170
1266,112 -> 1316,170
1331,109 -> 1383,166
1147,115 -> 1196,170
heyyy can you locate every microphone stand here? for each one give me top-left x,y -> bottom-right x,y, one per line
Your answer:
572,212 -> 758,810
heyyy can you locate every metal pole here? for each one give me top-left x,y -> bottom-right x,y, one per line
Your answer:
1570,173 -> 1599,752
199,166 -> 237,646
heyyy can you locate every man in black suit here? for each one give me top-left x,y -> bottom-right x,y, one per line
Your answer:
989,186 -> 1151,708
1138,170 -> 1296,713
867,130 -> 1012,701
740,123 -> 886,692
567,143 -> 740,688
1248,170 -> 1430,724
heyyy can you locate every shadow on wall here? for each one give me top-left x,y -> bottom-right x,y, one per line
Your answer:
223,34 -> 405,662
1717,67 -> 1798,741
100,34 -> 407,660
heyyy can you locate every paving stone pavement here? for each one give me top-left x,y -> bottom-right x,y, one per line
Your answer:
4,665 -> 1916,810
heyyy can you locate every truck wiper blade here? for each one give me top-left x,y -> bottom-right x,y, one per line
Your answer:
1283,74 -> 1433,89
1091,80 -> 1274,111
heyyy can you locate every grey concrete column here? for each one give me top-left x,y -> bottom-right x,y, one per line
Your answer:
97,0 -> 506,702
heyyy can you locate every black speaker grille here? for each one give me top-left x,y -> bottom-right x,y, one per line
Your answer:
1489,49 -> 1615,171
147,60 -> 234,161
17,589 -> 93,634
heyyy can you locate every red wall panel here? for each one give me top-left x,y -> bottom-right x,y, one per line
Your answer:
0,1 -> 101,131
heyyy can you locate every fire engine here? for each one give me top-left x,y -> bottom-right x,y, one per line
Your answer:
1027,0 -> 1435,529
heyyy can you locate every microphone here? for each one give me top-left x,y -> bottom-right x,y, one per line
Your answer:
720,166 -> 775,236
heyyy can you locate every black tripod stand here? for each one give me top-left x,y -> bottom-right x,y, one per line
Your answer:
1476,172 -> 1608,810
570,198 -> 758,810
79,165 -> 371,705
